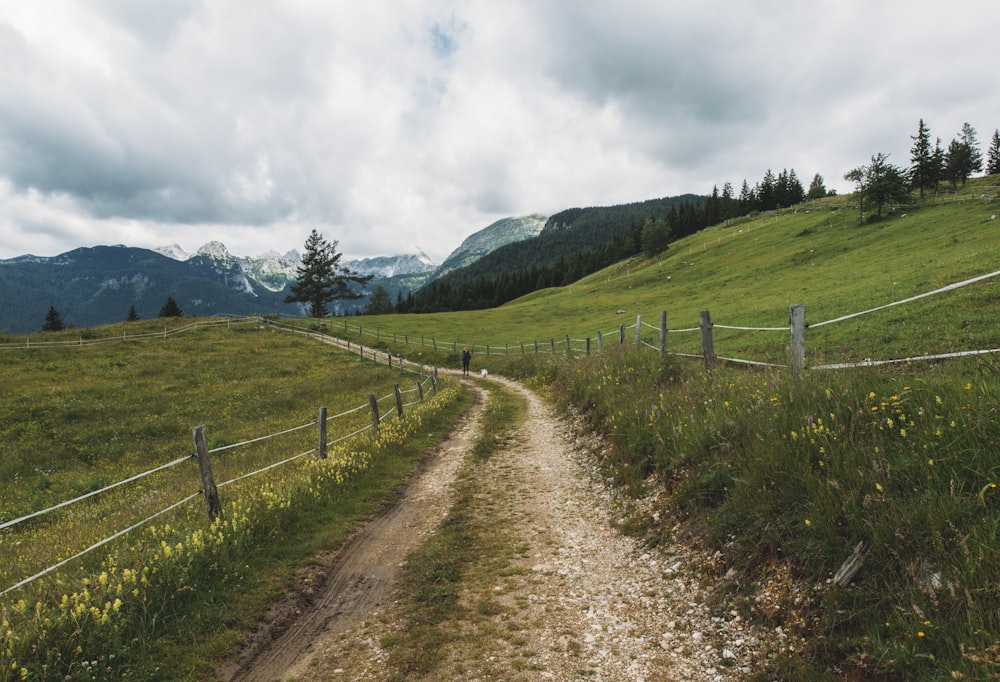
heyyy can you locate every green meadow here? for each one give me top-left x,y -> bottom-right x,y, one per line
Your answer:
0,319 -> 470,680
1,177 -> 998,679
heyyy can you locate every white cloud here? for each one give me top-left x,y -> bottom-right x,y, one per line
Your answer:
1,0 -> 999,263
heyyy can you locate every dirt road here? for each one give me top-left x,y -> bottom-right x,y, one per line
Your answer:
221,376 -> 763,681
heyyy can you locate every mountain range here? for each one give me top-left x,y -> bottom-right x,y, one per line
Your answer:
0,215 -> 547,334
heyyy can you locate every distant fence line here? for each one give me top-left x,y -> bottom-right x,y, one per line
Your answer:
0,316 -> 259,350
0,362 -> 441,598
327,266 -> 1000,373
3,266 -> 998,372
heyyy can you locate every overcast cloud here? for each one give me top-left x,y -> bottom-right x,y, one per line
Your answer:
1,1 -> 997,263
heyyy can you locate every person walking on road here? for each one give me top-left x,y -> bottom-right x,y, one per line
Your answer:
461,347 -> 471,375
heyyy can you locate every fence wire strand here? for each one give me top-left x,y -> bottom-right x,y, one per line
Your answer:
810,268 -> 1000,328
0,491 -> 203,597
0,454 -> 193,532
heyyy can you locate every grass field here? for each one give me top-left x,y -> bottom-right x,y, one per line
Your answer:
2,177 -> 998,680
0,320 -> 470,680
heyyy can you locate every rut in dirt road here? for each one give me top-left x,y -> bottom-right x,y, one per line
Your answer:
218,384 -> 486,682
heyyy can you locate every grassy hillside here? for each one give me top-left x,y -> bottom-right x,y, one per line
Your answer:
348,178 -> 999,370
330,177 -> 1000,679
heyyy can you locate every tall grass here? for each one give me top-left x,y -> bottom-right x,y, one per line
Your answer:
548,347 -> 1000,679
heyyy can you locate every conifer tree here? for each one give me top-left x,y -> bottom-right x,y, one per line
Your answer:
285,229 -> 372,318
363,285 -> 395,315
987,129 -> 1000,176
806,173 -> 827,200
41,306 -> 64,332
158,297 -> 183,317
909,119 -> 934,199
126,304 -> 140,321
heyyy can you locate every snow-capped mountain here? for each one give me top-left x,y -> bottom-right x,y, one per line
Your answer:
345,251 -> 436,278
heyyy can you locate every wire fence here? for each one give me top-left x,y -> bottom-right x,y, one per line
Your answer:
0,326 -> 442,597
3,266 -> 997,595
321,266 -> 1000,372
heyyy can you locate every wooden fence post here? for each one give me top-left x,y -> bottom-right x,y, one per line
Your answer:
565,334 -> 571,355
394,384 -> 404,417
192,426 -> 223,522
659,310 -> 668,358
534,340 -> 539,353
487,344 -> 491,356
368,392 -> 380,438
700,310 -> 716,369
635,315 -> 642,346
619,324 -> 625,344
550,338 -> 555,354
597,330 -> 603,352
790,303 -> 806,374
417,381 -> 424,401
318,407 -> 327,459
586,337 -> 591,354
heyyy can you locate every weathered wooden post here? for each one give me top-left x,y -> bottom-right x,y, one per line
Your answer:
394,384 -> 404,417
534,340 -> 539,353
192,426 -> 223,522
368,392 -> 380,438
521,341 -> 525,354
550,338 -> 555,353
597,330 -> 603,352
505,343 -> 509,355
417,381 -> 424,401
586,337 -> 591,354
635,315 -> 642,346
432,338 -> 437,351
700,310 -> 716,369
487,344 -> 491,356
619,324 -> 625,344
790,304 -> 806,374
318,407 -> 328,459
659,310 -> 667,358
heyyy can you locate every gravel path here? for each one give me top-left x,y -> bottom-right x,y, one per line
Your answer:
226,375 -> 766,680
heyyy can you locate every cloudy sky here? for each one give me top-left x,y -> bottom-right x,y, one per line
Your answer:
1,1 -> 997,264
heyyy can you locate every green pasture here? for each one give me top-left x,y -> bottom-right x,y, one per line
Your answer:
339,179 -> 999,370
0,320 -> 468,680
